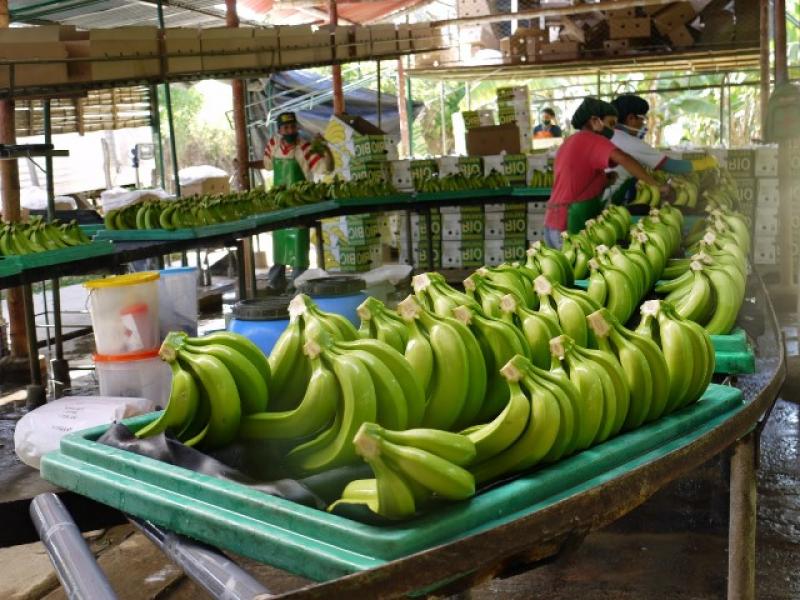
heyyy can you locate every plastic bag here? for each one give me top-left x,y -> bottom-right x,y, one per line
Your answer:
14,395 -> 155,469
21,186 -> 76,210
100,187 -> 171,212
178,165 -> 228,187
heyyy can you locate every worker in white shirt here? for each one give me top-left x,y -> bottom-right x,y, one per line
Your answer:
606,94 -> 717,205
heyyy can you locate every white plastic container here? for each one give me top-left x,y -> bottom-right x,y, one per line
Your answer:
93,349 -> 171,406
158,266 -> 199,338
85,272 -> 160,355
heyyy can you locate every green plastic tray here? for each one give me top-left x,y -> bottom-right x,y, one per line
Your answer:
334,194 -> 412,209
41,384 -> 742,582
94,227 -> 196,241
15,241 -> 115,269
710,328 -> 756,375
415,187 -> 513,203
79,224 -> 105,237
510,186 -> 551,197
573,279 -> 589,290
192,218 -> 254,239
0,256 -> 21,277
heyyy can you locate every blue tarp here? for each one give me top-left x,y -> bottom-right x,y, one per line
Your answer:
261,69 -> 423,138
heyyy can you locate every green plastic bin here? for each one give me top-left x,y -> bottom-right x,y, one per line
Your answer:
41,384 -> 742,583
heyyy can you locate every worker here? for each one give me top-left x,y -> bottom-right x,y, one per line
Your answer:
607,94 -> 717,204
533,107 -> 562,139
543,97 -> 669,248
249,112 -> 333,285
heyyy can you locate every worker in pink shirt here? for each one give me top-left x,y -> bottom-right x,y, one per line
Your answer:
544,97 -> 669,248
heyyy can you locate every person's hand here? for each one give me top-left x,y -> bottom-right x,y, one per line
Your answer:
606,172 -> 619,185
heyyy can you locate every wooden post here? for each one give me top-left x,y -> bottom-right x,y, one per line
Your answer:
330,0 -> 344,115
0,0 -> 28,359
226,0 -> 254,296
774,0 -> 787,85
759,0 -> 770,138
397,58 -> 410,158
727,435 -> 756,600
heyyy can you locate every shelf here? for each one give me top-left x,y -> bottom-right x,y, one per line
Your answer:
0,145 -> 69,160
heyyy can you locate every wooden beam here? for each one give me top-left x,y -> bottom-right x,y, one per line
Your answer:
330,0 -> 344,115
432,0 -> 675,28
760,0 -> 770,138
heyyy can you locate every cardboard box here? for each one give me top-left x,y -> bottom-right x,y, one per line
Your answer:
503,154 -> 529,186
322,214 -> 379,246
89,27 -> 158,40
412,243 -> 442,269
409,23 -> 442,52
389,159 -> 413,191
609,17 -> 651,39
0,25 -> 63,43
325,238 -> 381,273
734,178 -> 757,208
458,156 -> 483,178
90,39 -> 160,81
654,2 -> 696,34
757,177 -> 779,206
349,160 -> 390,183
0,43 -> 68,88
536,41 -> 581,62
604,39 -> 630,56
442,240 -> 484,268
754,146 -> 778,177
333,25 -> 356,61
370,24 -> 397,56
726,148 -> 755,178
181,176 -> 230,198
753,239 -> 777,265
64,41 -> 92,82
496,85 -> 529,103
466,123 -> 521,156
461,110 -> 495,129
666,26 -> 694,48
410,210 -> 442,242
410,159 -> 439,187
483,154 -> 505,176
201,27 -> 257,72
277,26 -> 331,66
254,29 -> 279,69
164,29 -> 201,74
441,206 -> 485,241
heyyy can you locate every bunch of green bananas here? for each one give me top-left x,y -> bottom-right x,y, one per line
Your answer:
466,353 -> 577,483
268,294 -> 359,412
529,169 -> 554,188
331,422 -> 476,519
636,299 -> 715,411
136,331 -> 270,450
672,177 -> 699,208
356,296 -> 411,353
587,308 -> 670,429
630,180 -> 664,207
0,217 -> 91,256
526,241 -> 574,287
533,274 -> 601,347
415,171 -> 509,193
497,292 -> 562,370
701,169 -> 738,211
394,295 -> 489,431
560,205 -> 631,280
327,178 -> 398,200
463,268 -> 537,318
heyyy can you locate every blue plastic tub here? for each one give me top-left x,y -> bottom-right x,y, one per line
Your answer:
228,297 -> 292,356
298,276 -> 367,326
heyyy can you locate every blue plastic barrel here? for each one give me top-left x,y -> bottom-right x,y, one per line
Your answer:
298,276 -> 366,326
228,297 -> 292,356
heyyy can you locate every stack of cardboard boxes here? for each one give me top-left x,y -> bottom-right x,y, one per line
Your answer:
496,86 -> 532,152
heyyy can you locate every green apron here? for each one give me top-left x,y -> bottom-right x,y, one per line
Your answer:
272,155 -> 310,270
566,194 -> 605,234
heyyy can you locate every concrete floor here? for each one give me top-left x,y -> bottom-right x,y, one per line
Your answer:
0,309 -> 798,598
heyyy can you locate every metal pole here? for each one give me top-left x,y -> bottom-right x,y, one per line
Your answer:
150,85 -> 166,189
43,100 -> 68,395
727,435 -> 756,600
759,0 -> 771,138
719,80 -> 725,146
376,59 -> 382,129
439,81 -> 447,154
314,221 -> 324,269
330,0 -> 345,114
157,0 -> 180,196
235,239 -> 248,300
22,283 -> 45,408
397,58 -> 411,158
407,57 -> 413,157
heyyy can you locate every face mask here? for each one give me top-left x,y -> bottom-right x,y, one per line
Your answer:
542,118 -> 552,125
283,132 -> 298,144
600,126 -> 615,139
619,123 -> 647,139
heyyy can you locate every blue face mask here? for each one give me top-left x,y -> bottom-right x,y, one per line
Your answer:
283,132 -> 298,144
618,123 -> 647,139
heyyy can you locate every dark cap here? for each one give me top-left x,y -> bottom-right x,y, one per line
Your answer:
571,97 -> 618,129
611,94 -> 650,123
277,112 -> 297,126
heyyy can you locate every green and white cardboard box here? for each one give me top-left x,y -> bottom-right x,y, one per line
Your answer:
754,145 -> 778,177
409,243 -> 442,269
503,153 -> 549,186
410,159 -> 439,189
442,239 -> 485,268
485,206 -> 527,240
389,159 -> 413,192
352,133 -> 395,162
349,159 -> 390,183
409,210 -> 442,242
440,206 -> 485,241
725,148 -> 755,179
484,235 -> 527,266
483,154 -> 505,177
325,236 -> 381,273
322,213 -> 380,246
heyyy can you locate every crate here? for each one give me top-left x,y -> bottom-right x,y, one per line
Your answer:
40,384 -> 743,582
442,239 -> 485,268
608,17 -> 651,39
725,148 -> 756,178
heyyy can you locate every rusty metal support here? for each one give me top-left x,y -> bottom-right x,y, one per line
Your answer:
433,0 -> 674,28
330,0 -> 344,115
727,434 -> 756,600
759,0 -> 770,138
0,0 -> 27,360
774,0 -> 787,85
397,58 -> 410,158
